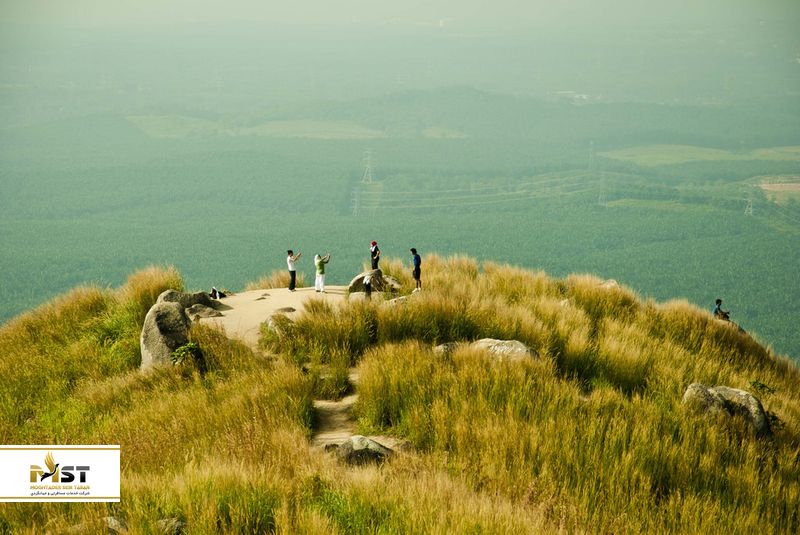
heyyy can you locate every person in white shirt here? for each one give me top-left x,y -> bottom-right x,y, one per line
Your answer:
314,253 -> 331,293
287,250 -> 301,291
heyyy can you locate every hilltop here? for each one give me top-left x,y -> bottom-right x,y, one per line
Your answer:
1,256 -> 799,533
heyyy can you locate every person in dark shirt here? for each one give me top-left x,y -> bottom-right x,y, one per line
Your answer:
370,241 -> 380,270
410,247 -> 422,290
287,250 -> 302,291
713,298 -> 730,321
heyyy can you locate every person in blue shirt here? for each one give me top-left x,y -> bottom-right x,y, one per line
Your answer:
713,298 -> 730,321
410,248 -> 422,290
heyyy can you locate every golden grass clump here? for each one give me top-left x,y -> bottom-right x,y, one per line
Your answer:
0,266 -> 183,444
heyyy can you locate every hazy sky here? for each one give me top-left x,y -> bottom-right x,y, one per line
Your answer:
2,0 -> 798,27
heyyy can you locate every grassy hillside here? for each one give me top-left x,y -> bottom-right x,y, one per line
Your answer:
1,258 -> 799,533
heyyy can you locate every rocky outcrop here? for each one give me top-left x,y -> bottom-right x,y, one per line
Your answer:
347,269 -> 402,293
185,303 -> 222,321
141,290 -> 231,369
140,302 -> 191,370
470,338 -> 537,362
157,289 -> 215,310
434,339 -> 536,362
682,383 -> 771,437
336,435 -> 393,465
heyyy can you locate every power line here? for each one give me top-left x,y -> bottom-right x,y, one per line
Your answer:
368,172 -> 597,200
358,185 -> 599,210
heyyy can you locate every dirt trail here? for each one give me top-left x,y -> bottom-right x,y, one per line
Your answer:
200,286 -> 347,349
200,286 -> 375,449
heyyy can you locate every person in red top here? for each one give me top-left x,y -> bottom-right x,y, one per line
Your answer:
370,241 -> 380,270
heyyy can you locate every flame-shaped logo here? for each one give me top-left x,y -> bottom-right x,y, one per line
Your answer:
40,451 -> 59,481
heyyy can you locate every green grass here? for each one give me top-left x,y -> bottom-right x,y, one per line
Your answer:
601,144 -> 800,166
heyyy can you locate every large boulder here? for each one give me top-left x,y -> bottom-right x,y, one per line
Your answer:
156,289 -> 216,310
469,338 -> 537,363
682,383 -> 771,437
347,269 -> 402,293
336,435 -> 393,465
140,302 -> 191,370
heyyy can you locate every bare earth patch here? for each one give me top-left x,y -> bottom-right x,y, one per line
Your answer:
760,182 -> 800,192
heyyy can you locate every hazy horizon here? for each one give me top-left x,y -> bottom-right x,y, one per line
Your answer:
2,0 -> 799,26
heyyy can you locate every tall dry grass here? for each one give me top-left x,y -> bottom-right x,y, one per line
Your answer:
0,266 -> 183,443
259,255 -> 800,533
2,258 -> 799,533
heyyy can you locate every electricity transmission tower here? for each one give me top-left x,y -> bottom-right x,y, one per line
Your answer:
744,198 -> 754,216
352,190 -> 360,217
362,150 -> 374,184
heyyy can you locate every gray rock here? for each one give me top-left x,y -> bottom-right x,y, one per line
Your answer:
140,302 -> 191,370
469,338 -> 537,362
59,516 -> 127,535
347,269 -> 402,293
185,303 -> 223,321
337,435 -> 393,465
266,313 -> 294,338
383,275 -> 402,291
156,517 -> 187,535
274,306 -> 296,313
104,517 -> 128,535
682,383 -> 771,437
156,289 -> 215,309
433,342 -> 460,356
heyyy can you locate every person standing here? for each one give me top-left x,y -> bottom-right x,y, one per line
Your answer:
314,253 -> 331,293
370,240 -> 380,270
713,298 -> 730,321
287,250 -> 301,291
410,247 -> 422,290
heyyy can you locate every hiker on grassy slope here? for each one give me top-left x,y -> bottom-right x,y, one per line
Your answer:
713,298 -> 747,334
410,247 -> 422,291
713,298 -> 730,321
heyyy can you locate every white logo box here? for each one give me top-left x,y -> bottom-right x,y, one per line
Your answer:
0,445 -> 120,502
